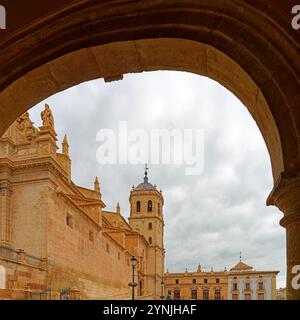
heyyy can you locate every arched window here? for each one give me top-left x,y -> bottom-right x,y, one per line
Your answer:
0,265 -> 6,289
136,201 -> 141,213
149,222 -> 152,229
147,200 -> 152,212
158,203 -> 161,214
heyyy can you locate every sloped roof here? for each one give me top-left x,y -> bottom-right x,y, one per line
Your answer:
102,210 -> 132,231
230,261 -> 253,271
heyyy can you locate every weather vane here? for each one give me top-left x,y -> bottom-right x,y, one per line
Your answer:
144,163 -> 149,176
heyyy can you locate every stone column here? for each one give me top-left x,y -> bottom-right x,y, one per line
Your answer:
0,181 -> 12,247
267,174 -> 300,300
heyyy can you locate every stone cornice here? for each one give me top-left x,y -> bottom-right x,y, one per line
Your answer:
130,189 -> 164,203
0,157 -> 14,167
0,155 -> 81,194
0,256 -> 47,271
267,172 -> 300,225
6,155 -> 66,179
128,214 -> 164,224
280,213 -> 300,228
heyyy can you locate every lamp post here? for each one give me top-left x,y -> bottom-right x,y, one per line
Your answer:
129,256 -> 137,300
160,280 -> 165,300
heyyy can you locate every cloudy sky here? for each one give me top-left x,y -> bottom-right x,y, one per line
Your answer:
29,71 -> 286,288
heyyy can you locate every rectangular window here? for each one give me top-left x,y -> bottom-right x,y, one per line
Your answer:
204,278 -> 208,284
216,278 -> 220,284
89,231 -> 94,242
233,283 -> 238,291
245,282 -> 251,291
191,289 -> 197,300
203,289 -> 209,300
192,278 -> 196,284
175,279 -> 179,284
149,237 -> 152,244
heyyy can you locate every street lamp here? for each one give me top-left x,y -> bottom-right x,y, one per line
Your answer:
160,280 -> 165,300
128,256 -> 137,300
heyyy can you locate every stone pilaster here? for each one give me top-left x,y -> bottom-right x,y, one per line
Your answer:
0,181 -> 12,247
267,173 -> 300,300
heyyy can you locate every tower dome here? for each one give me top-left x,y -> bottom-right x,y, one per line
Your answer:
135,164 -> 154,190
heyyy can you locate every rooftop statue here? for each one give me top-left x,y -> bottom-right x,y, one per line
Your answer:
41,104 -> 54,129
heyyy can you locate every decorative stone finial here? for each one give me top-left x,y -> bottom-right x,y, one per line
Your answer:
116,202 -> 120,213
211,267 -> 214,272
62,134 -> 69,155
197,264 -> 202,273
41,104 -> 54,129
94,176 -> 100,193
185,268 -> 188,273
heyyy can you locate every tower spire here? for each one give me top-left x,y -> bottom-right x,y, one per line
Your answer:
94,176 -> 100,194
62,134 -> 69,156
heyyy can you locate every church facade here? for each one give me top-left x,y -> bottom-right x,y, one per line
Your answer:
0,105 -> 164,300
0,105 -> 279,300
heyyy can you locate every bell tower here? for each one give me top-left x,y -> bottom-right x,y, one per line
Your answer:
129,165 -> 165,299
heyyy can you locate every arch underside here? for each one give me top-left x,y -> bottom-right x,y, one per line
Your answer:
0,0 -> 299,183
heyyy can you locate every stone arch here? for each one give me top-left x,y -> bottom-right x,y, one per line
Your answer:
0,0 -> 299,299
0,0 -> 299,182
